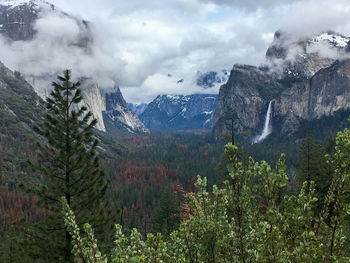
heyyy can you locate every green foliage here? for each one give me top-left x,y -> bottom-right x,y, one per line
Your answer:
296,134 -> 333,210
62,197 -> 107,263
19,70 -> 112,262
63,127 -> 350,262
151,187 -> 181,235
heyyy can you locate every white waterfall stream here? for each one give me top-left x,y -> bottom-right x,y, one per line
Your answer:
253,101 -> 273,143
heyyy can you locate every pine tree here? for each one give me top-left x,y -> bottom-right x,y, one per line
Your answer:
20,70 -> 112,262
297,133 -> 332,210
151,187 -> 181,235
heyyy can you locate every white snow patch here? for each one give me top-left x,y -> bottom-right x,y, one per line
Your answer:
1,0 -> 49,8
311,32 -> 350,48
166,94 -> 181,101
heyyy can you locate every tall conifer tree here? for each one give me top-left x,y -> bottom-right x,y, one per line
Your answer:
21,70 -> 111,262
297,133 -> 332,210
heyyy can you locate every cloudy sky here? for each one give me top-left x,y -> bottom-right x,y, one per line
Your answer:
2,0 -> 350,103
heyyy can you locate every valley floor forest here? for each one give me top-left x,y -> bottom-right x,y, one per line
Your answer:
1,70 -> 350,262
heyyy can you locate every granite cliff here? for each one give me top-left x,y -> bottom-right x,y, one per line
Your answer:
212,31 -> 350,141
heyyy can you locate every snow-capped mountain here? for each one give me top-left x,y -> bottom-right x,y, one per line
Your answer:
266,30 -> 350,79
140,94 -> 218,131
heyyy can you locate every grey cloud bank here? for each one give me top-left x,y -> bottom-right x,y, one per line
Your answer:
1,0 -> 350,103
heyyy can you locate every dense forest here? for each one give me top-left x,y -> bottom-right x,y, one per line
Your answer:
0,71 -> 350,262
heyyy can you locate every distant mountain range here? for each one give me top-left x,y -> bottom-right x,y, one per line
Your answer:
0,0 -> 224,134
3,1 -> 349,139
133,94 -> 218,131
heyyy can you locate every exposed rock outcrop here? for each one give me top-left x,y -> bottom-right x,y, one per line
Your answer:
212,31 -> 350,140
79,79 -> 106,132
103,87 -> 149,134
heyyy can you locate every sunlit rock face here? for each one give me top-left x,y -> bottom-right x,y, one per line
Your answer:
103,87 -> 149,134
78,79 -> 106,132
212,31 -> 350,140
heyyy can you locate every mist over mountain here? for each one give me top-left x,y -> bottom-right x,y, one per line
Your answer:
1,1 -> 350,137
213,30 -> 350,141
0,0 -> 150,134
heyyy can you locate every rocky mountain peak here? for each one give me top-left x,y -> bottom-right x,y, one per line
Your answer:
265,30 -> 349,79
212,30 -> 350,141
105,87 -> 128,111
103,87 -> 149,134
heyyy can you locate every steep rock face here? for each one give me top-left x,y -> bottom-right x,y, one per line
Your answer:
128,103 -> 148,116
275,59 -> 350,120
79,79 -> 106,132
212,31 -> 350,140
103,87 -> 149,134
0,1 -> 142,135
140,94 -> 218,131
212,65 -> 283,137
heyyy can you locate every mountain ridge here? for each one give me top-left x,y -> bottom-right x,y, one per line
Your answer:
140,94 -> 218,131
212,30 -> 350,141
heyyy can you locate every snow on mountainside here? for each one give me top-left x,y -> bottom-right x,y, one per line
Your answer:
0,0 -> 51,9
310,32 -> 350,48
0,0 -> 61,41
140,94 -> 218,131
266,31 -> 350,80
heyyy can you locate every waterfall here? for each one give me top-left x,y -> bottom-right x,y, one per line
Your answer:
253,101 -> 273,143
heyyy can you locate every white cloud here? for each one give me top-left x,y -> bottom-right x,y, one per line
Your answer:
1,0 -> 350,103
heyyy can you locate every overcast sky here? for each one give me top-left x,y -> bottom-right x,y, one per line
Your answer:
2,0 -> 350,103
